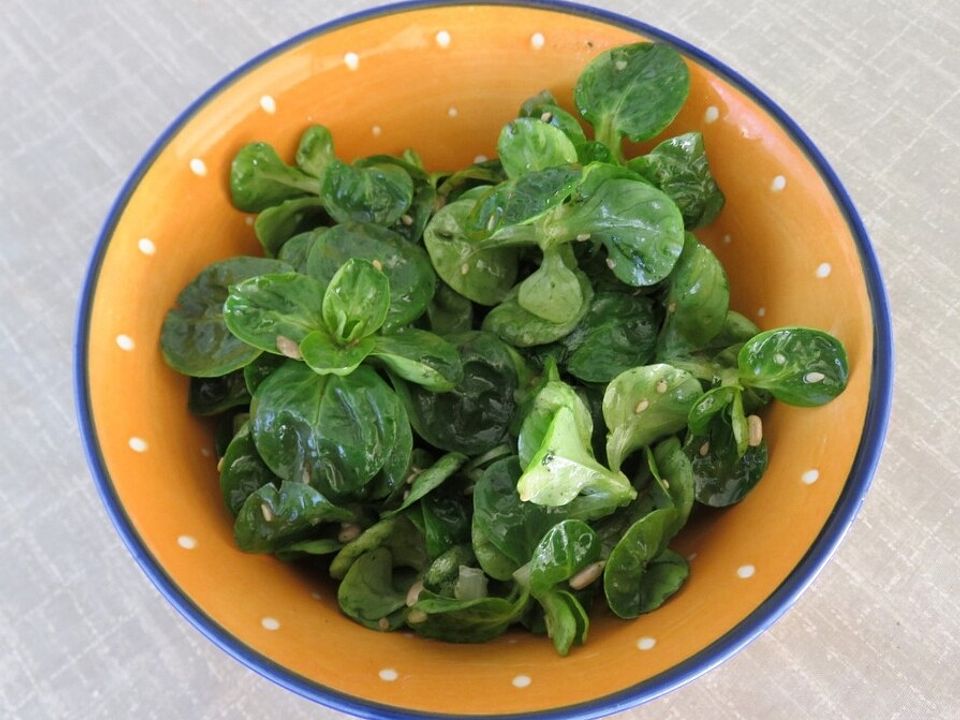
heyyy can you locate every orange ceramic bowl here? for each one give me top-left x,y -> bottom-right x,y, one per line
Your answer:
75,2 -> 892,718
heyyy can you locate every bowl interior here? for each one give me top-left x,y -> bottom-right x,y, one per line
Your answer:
82,3 -> 874,716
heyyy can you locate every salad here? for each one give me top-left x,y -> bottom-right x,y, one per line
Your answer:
160,41 -> 849,655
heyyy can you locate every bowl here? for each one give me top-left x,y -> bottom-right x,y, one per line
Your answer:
75,1 -> 892,717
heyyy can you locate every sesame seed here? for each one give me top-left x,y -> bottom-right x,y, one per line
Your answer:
667,302 -> 677,313
276,335 -> 301,359
634,399 -> 649,414
400,214 -> 414,226
460,263 -> 470,275
569,561 -> 605,590
406,580 -> 424,607
747,415 -> 763,446
655,379 -> 668,394
576,233 -> 591,242
773,353 -> 787,365
217,457 -> 225,472
540,111 -> 553,123
377,617 -> 391,631
699,441 -> 710,457
301,467 -> 310,483
407,609 -> 428,624
260,503 -> 274,522
614,59 -> 627,70
372,259 -> 384,271
605,258 -> 616,269
804,371 -> 826,383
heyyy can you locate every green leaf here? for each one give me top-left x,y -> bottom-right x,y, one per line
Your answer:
370,328 -> 464,391
253,197 -> 327,257
275,537 -> 343,561
424,198 -> 519,306
421,493 -> 472,559
687,385 -> 738,435
230,142 -> 322,212
322,258 -> 390,343
223,272 -> 327,353
250,361 -> 407,501
517,377 -> 594,469
602,507 -> 675,618
628,132 -> 724,228
234,481 -> 354,552
425,281 -> 473,335
603,364 -> 704,470
296,125 -> 336,178
160,257 -> 291,377
538,589 -> 589,656
219,421 -> 277,516
322,160 -> 414,226
496,118 -> 578,179
276,231 -> 323,273
559,292 -> 659,383
306,222 -> 435,329
391,331 -> 518,456
482,271 -> 593,347
242,353 -> 286,395
518,91 -> 588,146
737,327 -> 849,406
299,331 -> 375,376
337,548 -> 415,631
330,515 -> 427,580
526,519 -> 601,596
517,246 -> 584,323
686,420 -> 768,507
422,544 -> 477,597
657,233 -> 729,356
651,436 -> 695,539
188,371 -> 250,416
518,405 -> 636,510
409,588 -> 528,643
574,42 -> 690,158
466,166 -> 581,239
383,452 -> 467,517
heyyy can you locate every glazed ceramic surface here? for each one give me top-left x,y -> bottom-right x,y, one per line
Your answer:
76,2 -> 890,717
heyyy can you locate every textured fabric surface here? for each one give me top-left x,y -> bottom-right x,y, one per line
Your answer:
2,1 -> 957,718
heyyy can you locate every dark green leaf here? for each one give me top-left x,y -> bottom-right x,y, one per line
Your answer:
466,166 -> 581,239
188,371 -> 250,416
234,481 -> 354,552
409,588 -> 528,643
687,420 -> 769,507
602,507 -> 675,618
230,142 -> 322,212
242,353 -> 286,395
330,515 -> 426,580
538,589 -> 589,656
296,125 -> 336,178
276,230 -> 323,272
527,519 -> 601,596
223,272 -> 326,353
306,222 -> 435,329
160,257 -> 291,377
737,327 -> 849,406
370,328 -> 464,391
425,281 -> 474,335
383,452 -> 467,517
338,548 -> 414,631
254,197 -> 327,257
517,246 -> 584,323
322,160 -> 413,226
687,385 -> 737,435
219,421 -> 277,516
299,331 -> 375,376
482,271 -> 593,347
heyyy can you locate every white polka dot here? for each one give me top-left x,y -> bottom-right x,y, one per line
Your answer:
473,154 -> 488,164
137,237 -> 156,255
116,334 -> 135,351
261,617 -> 280,631
816,262 -> 832,278
200,447 -> 212,457
371,125 -> 382,137
435,30 -> 451,48
512,675 -> 532,688
177,535 -> 197,550
637,636 -> 656,650
259,94 -> 276,114
448,106 -> 459,118
343,52 -> 360,70
704,106 -> 719,123
189,158 -> 207,176
128,437 -> 148,453
770,175 -> 787,192
530,32 -> 545,50
757,307 -> 766,318
379,668 -> 398,682
737,564 -> 756,579
722,234 -> 732,244
802,469 -> 820,485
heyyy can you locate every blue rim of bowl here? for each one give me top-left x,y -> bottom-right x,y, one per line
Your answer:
74,1 -> 893,718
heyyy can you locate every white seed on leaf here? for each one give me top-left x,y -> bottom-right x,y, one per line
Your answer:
605,258 -> 616,269
614,59 -> 628,70
372,259 -> 383,271
655,379 -> 668,394
634,399 -> 649,414
338,523 -> 361,543
540,111 -> 553,123
401,214 -> 414,226
276,335 -> 301,359
460,263 -> 470,275
576,233 -> 591,242
699,441 -> 710,456
569,561 -> 605,590
406,580 -> 424,607
747,415 -> 763,446
407,609 -> 428,624
804,371 -> 825,383
260,503 -> 274,522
